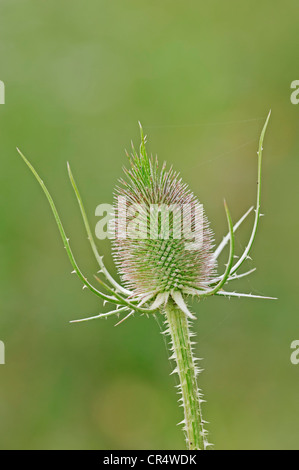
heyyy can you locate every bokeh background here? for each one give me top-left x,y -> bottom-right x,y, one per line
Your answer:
0,0 -> 298,450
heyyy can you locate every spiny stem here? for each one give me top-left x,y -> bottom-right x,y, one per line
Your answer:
164,299 -> 209,450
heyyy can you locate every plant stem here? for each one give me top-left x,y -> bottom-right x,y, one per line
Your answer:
164,299 -> 208,450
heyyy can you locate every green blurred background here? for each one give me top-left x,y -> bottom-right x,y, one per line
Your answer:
0,0 -> 298,450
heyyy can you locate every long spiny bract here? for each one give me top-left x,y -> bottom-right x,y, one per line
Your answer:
16,147 -> 156,325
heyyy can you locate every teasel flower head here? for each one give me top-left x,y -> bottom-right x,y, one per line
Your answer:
18,111 -> 275,450
112,124 -> 215,308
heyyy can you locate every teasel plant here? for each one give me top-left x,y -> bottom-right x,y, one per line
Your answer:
18,111 -> 275,450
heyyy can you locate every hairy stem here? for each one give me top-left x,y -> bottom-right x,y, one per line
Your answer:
164,299 -> 209,450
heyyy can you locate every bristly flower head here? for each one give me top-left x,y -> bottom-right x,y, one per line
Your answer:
112,124 -> 215,307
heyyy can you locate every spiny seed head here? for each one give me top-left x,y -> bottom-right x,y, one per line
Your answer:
112,126 -> 215,300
